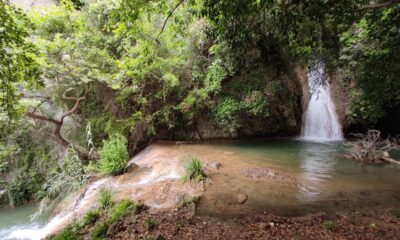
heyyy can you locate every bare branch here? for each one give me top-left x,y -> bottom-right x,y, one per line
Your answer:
25,85 -> 90,160
358,0 -> 400,11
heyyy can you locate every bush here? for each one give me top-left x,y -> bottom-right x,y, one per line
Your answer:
98,134 -> 129,176
110,199 -> 134,223
99,188 -> 112,209
144,217 -> 157,231
182,157 -> 206,182
323,220 -> 336,231
90,221 -> 109,240
81,209 -> 100,227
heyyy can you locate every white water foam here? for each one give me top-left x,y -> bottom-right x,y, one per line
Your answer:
300,60 -> 343,141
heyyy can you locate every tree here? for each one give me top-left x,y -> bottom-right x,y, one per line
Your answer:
0,1 -> 40,124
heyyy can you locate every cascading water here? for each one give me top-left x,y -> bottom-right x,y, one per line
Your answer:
300,60 -> 343,141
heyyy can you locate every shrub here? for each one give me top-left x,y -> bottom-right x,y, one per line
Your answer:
144,217 -> 157,231
98,134 -> 129,176
81,209 -> 100,227
90,221 -> 109,240
323,220 -> 336,231
52,228 -> 78,240
110,199 -> 134,223
99,188 -> 112,209
182,157 -> 206,182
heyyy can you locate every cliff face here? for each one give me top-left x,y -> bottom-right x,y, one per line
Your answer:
164,66 -> 305,141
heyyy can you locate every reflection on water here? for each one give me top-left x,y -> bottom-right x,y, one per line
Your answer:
297,142 -> 338,201
215,139 -> 400,215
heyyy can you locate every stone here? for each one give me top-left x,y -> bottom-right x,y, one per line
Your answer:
125,162 -> 139,173
234,192 -> 248,204
209,162 -> 221,170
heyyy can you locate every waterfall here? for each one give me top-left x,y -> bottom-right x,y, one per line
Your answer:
300,60 -> 343,141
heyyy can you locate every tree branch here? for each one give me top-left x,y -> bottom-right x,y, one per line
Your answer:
25,86 -> 90,160
358,0 -> 400,11
153,0 -> 185,53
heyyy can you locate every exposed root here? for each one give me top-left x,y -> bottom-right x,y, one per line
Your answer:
346,130 -> 400,165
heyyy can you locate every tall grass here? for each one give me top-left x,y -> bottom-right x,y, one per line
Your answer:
182,156 -> 206,182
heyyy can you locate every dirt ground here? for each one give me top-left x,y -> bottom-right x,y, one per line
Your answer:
107,206 -> 400,240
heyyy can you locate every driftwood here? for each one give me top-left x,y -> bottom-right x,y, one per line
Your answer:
345,130 -> 400,166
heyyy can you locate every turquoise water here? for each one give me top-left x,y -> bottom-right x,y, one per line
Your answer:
206,139 -> 400,215
216,139 -> 400,178
0,203 -> 47,240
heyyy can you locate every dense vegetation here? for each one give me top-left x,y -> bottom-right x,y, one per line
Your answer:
0,0 -> 399,205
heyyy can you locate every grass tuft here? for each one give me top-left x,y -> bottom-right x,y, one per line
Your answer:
391,209 -> 400,218
81,209 -> 100,227
323,220 -> 336,231
52,228 -> 78,240
90,221 -> 109,240
99,188 -> 112,209
110,199 -> 134,223
144,217 -> 157,231
181,156 -> 206,182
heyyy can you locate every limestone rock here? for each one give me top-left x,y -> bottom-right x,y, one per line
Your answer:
125,162 -> 139,173
234,192 -> 248,204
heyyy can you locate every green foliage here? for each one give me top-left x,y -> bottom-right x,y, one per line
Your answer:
51,228 -> 78,240
176,195 -> 200,209
90,221 -> 109,240
213,97 -> 241,133
144,217 -> 157,231
391,209 -> 400,218
81,209 -> 100,227
323,220 -> 336,231
44,148 -> 89,201
0,1 -> 40,121
339,6 -> 400,125
182,156 -> 206,183
98,134 -> 128,176
98,188 -> 112,209
109,199 -> 134,223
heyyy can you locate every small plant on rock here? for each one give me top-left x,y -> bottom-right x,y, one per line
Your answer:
391,209 -> 400,218
110,199 -> 134,223
81,209 -> 100,227
323,220 -> 336,231
99,188 -> 112,209
52,228 -> 78,240
176,194 -> 200,209
90,221 -> 109,240
182,156 -> 206,182
144,217 -> 157,231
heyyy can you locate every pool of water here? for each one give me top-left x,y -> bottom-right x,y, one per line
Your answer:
0,203 -> 48,240
1,139 -> 399,237
198,139 -> 400,216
